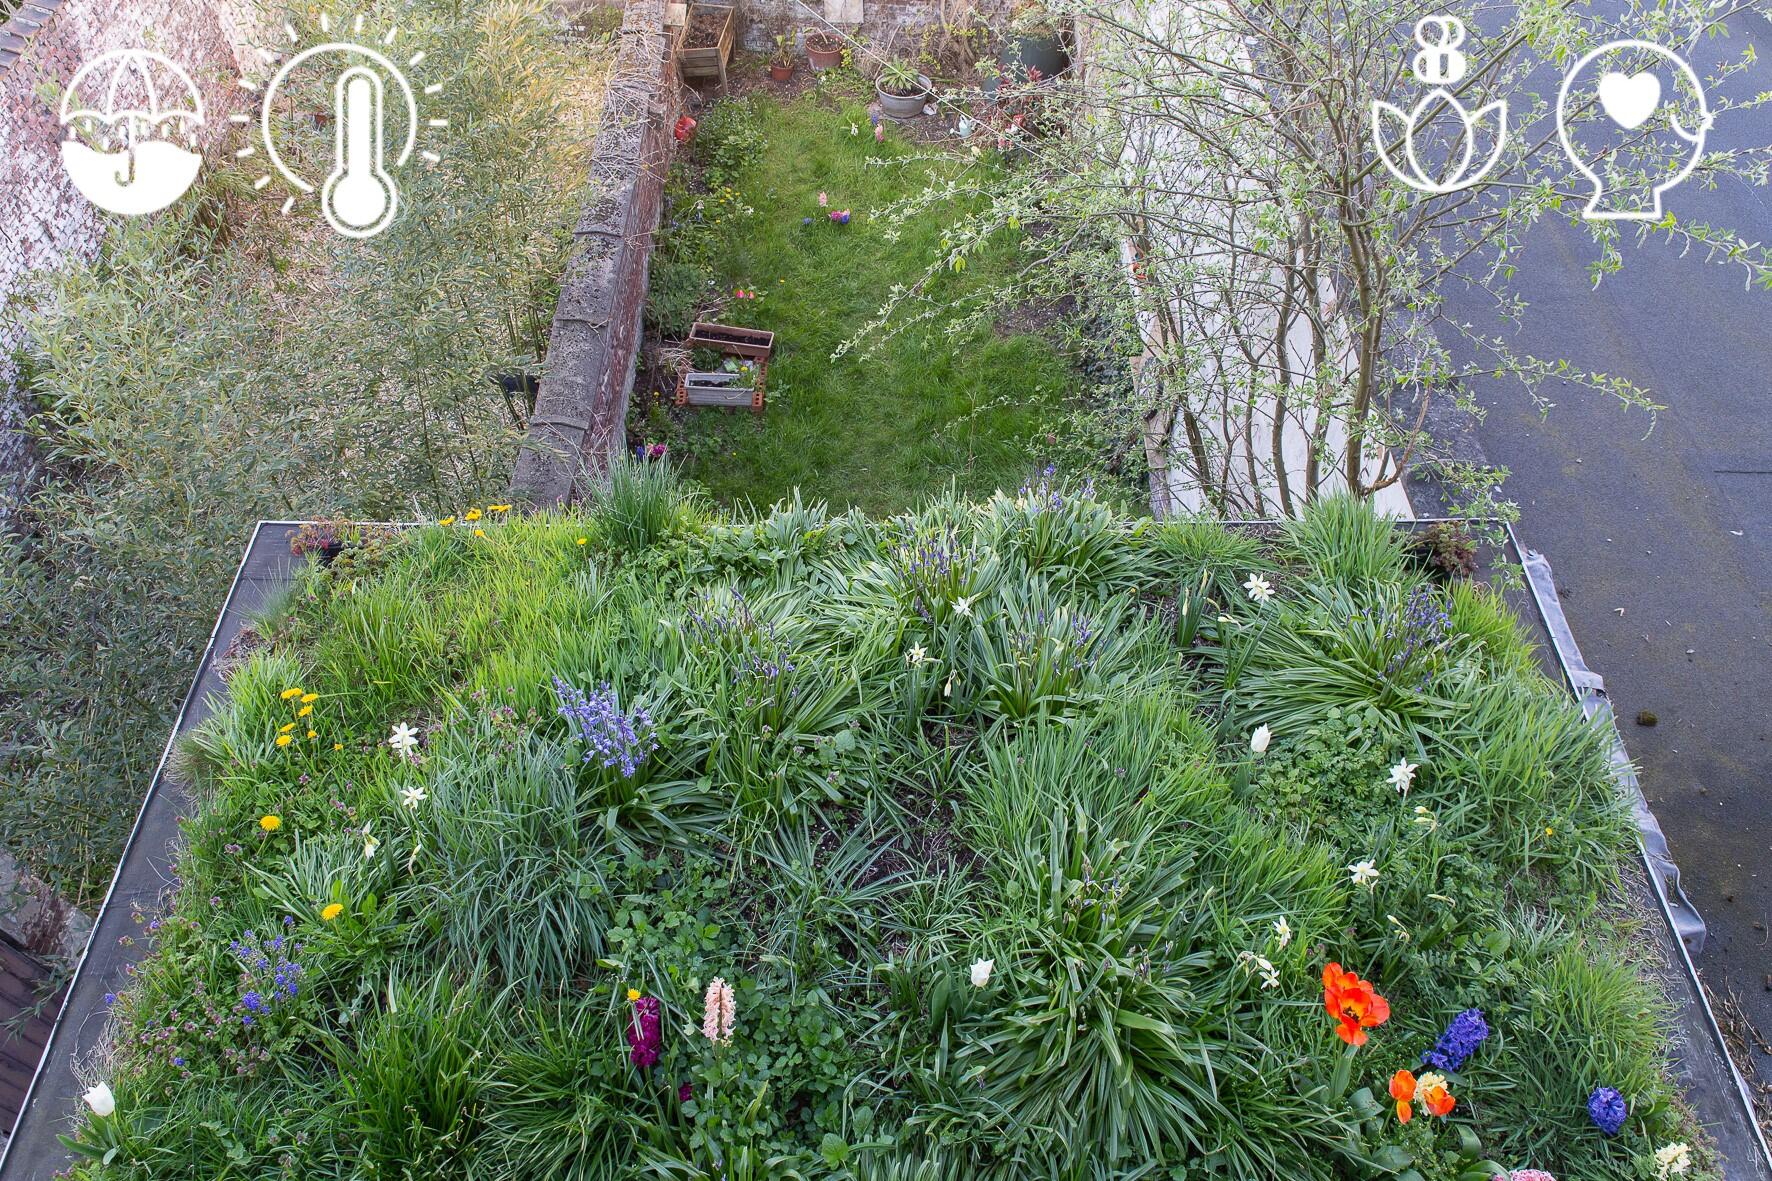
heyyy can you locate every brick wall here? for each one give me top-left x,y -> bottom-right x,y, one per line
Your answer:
509,0 -> 684,508
731,0 -> 1010,57
0,0 -> 255,526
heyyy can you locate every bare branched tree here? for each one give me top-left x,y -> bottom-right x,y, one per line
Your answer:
859,0 -> 1772,516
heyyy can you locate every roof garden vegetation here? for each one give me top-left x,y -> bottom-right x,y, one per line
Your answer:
65,468 -> 1701,1179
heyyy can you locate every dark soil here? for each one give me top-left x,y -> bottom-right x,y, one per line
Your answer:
684,7 -> 727,49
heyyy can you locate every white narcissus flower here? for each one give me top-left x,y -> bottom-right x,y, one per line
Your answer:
389,722 -> 420,760
953,595 -> 974,618
1388,759 -> 1418,796
1347,859 -> 1380,888
906,644 -> 927,666
969,958 -> 994,987
363,828 -> 380,860
1249,724 -> 1272,755
1256,957 -> 1279,989
1654,1143 -> 1691,1178
83,1082 -> 115,1117
1272,916 -> 1292,948
400,784 -> 427,810
1412,805 -> 1438,831
1242,572 -> 1273,603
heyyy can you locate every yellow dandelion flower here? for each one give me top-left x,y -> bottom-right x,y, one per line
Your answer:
280,688 -> 303,700
279,722 -> 296,734
627,987 -> 641,1001
306,729 -> 317,739
260,814 -> 281,832
464,508 -> 482,522
474,528 -> 486,538
276,734 -> 293,747
489,504 -> 511,513
333,742 -> 344,751
298,704 -> 313,717
576,537 -> 588,546
438,516 -> 456,526
300,693 -> 318,704
321,902 -> 344,922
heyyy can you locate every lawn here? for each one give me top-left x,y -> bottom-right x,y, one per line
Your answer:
640,88 -> 1082,515
61,475 -> 1702,1179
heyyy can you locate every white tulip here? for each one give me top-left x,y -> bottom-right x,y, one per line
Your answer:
1249,724 -> 1272,755
969,958 -> 994,987
83,1082 -> 115,1117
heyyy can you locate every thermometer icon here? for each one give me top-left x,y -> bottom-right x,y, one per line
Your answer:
320,66 -> 397,238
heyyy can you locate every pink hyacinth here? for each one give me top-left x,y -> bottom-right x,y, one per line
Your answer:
702,977 -> 736,1044
817,191 -> 828,207
874,123 -> 884,143
1494,1172 -> 1556,1181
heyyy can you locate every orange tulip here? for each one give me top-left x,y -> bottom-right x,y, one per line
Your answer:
1322,962 -> 1391,1046
1389,1068 -> 1455,1123
1390,1069 -> 1417,1123
1418,1072 -> 1455,1117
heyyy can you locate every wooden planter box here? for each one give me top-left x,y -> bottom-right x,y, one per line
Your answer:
686,321 -> 774,359
677,3 -> 735,89
674,320 -> 774,413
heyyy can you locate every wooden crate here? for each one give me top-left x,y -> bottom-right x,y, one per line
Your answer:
686,321 -> 774,359
676,3 -> 734,88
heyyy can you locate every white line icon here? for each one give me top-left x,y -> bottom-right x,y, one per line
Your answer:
251,17 -> 443,239
1556,40 -> 1711,221
1371,17 -> 1508,195
321,66 -> 398,237
59,49 -> 205,216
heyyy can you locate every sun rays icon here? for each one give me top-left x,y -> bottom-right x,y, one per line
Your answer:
231,11 -> 447,238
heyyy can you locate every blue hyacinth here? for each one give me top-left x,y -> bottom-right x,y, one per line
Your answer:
1588,1086 -> 1627,1136
553,677 -> 659,779
1421,1007 -> 1490,1071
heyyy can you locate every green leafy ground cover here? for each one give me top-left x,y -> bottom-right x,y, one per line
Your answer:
639,89 -> 1086,515
1,0 -> 611,902
64,475 -> 1700,1179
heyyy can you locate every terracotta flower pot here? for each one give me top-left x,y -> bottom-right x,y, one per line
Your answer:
769,62 -> 793,81
805,33 -> 842,70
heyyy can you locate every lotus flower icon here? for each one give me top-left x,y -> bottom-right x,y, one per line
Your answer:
1370,17 -> 1507,195
59,49 -> 205,216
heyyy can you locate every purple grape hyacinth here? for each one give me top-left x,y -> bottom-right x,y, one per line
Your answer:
1587,1086 -> 1627,1136
553,677 -> 659,779
1421,1007 -> 1490,1071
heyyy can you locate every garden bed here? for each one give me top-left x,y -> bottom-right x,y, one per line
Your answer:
20,480 -> 1729,1179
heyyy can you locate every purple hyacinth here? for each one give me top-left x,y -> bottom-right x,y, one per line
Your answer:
1421,1008 -> 1490,1071
553,677 -> 659,778
229,925 -> 303,1025
1587,1086 -> 1627,1136
628,996 -> 663,1068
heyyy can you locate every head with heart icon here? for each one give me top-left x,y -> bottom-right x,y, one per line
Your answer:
1556,39 -> 1711,221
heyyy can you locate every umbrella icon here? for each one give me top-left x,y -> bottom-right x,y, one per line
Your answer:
59,49 -> 205,216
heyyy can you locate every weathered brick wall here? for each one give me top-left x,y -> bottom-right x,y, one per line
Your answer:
0,0 -> 255,526
510,0 -> 684,508
732,0 -> 1010,56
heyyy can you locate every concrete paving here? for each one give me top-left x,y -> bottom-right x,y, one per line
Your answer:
1438,2 -> 1772,1126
